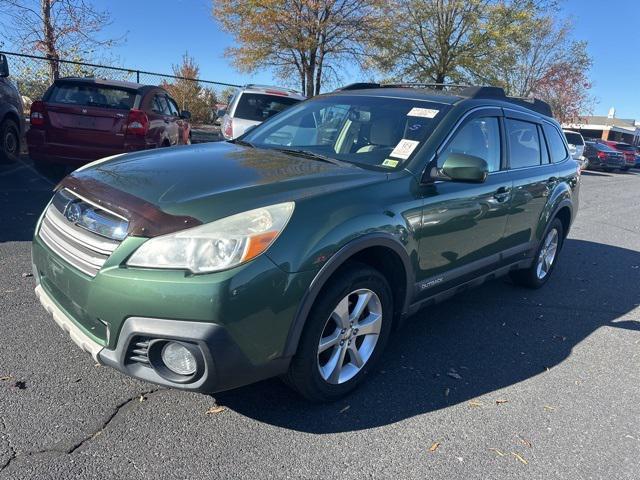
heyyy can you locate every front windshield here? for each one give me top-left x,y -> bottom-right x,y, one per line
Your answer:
241,94 -> 449,170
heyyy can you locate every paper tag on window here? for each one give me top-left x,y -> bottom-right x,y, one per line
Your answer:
390,139 -> 420,160
381,158 -> 399,168
407,107 -> 439,118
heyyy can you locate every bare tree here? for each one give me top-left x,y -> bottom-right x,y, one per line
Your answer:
212,0 -> 386,96
0,0 -> 119,80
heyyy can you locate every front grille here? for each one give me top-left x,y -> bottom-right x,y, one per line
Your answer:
127,337 -> 151,365
38,190 -> 125,277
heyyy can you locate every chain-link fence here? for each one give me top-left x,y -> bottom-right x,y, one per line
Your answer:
1,51 -> 241,128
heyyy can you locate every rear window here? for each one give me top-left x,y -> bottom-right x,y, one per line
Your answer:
233,93 -> 300,121
614,143 -> 635,151
47,83 -> 137,110
564,131 -> 584,146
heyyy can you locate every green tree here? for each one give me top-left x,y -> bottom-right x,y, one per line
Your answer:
368,0 -> 553,85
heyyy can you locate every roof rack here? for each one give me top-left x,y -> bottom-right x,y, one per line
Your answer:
335,82 -> 553,117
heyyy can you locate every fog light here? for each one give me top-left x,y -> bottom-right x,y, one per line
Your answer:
161,342 -> 197,376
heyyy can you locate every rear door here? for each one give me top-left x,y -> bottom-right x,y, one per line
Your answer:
146,92 -> 176,146
166,95 -> 186,144
502,113 -> 557,250
43,82 -> 136,148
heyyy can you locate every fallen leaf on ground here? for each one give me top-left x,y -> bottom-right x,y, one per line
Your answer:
206,406 -> 226,415
489,448 -> 505,457
516,435 -> 532,448
511,452 -> 528,465
468,400 -> 483,407
339,405 -> 350,413
0,376 -> 13,381
139,395 -> 146,403
544,405 -> 555,411
495,399 -> 508,405
447,372 -> 462,380
428,442 -> 440,452
21,272 -> 33,278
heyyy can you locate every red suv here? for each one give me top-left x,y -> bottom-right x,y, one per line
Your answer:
598,140 -> 636,170
27,78 -> 191,170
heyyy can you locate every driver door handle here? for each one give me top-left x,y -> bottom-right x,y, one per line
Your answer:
493,186 -> 511,203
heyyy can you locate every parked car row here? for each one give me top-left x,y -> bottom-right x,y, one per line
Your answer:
561,127 -> 640,173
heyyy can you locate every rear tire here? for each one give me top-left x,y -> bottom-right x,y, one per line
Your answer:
284,263 -> 393,402
510,218 -> 564,289
0,118 -> 20,163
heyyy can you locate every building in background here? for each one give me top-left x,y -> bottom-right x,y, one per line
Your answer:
563,108 -> 640,145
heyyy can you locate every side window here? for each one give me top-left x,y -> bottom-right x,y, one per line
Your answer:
439,117 -> 501,172
152,94 -> 170,115
538,125 -> 550,164
506,119 -> 541,169
543,124 -> 569,163
166,96 -> 180,117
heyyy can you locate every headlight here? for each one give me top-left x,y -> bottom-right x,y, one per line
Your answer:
126,202 -> 294,273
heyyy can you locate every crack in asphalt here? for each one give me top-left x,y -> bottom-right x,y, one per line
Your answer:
0,388 -> 161,474
0,417 -> 16,472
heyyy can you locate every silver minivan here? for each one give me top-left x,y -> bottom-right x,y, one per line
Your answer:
221,84 -> 305,140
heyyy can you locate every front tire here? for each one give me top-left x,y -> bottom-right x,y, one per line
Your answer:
284,263 -> 393,402
0,118 -> 20,163
510,218 -> 564,289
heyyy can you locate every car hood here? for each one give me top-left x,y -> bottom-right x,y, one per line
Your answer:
60,142 -> 382,234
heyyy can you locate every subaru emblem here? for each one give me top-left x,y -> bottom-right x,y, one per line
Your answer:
65,202 -> 82,224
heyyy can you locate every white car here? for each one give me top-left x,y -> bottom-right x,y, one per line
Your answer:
221,85 -> 306,140
563,130 -> 586,166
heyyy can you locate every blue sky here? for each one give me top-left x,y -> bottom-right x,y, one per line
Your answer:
11,0 -> 640,118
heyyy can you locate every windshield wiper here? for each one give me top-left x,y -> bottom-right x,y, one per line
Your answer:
274,148 -> 346,166
231,138 -> 255,148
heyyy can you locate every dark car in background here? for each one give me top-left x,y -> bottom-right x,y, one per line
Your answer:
584,141 -> 625,171
598,140 -> 636,170
0,53 -> 25,163
26,78 -> 192,171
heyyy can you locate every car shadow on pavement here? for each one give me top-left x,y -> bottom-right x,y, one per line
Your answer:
581,171 -> 613,177
215,239 -> 640,433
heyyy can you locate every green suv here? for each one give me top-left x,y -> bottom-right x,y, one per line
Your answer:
32,84 -> 580,401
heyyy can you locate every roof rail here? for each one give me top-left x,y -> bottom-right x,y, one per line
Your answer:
244,84 -> 304,96
334,82 -> 553,117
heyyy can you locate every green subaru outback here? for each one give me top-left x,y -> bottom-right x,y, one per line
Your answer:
32,84 -> 580,401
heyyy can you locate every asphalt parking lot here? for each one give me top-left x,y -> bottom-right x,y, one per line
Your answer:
1,158 -> 639,479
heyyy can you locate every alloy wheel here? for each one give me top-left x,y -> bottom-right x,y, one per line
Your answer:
317,288 -> 382,385
536,228 -> 559,280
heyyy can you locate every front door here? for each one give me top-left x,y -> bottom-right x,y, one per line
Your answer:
416,110 -> 511,297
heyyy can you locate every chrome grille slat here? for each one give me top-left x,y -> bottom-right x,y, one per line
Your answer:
45,207 -> 120,254
37,190 -> 125,278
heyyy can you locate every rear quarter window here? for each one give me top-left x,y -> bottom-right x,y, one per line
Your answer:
47,83 -> 136,110
543,124 -> 569,163
506,118 -> 541,168
233,93 -> 300,122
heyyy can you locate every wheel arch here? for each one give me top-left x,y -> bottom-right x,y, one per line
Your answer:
282,234 -> 413,357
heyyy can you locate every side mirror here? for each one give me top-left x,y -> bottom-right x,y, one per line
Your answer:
0,54 -> 9,78
180,110 -> 191,120
438,153 -> 489,183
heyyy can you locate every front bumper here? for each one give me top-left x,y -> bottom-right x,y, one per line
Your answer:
32,231 -> 315,393
34,282 -> 293,392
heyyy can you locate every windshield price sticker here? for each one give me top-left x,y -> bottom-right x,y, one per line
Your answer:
407,107 -> 439,118
390,139 -> 420,160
